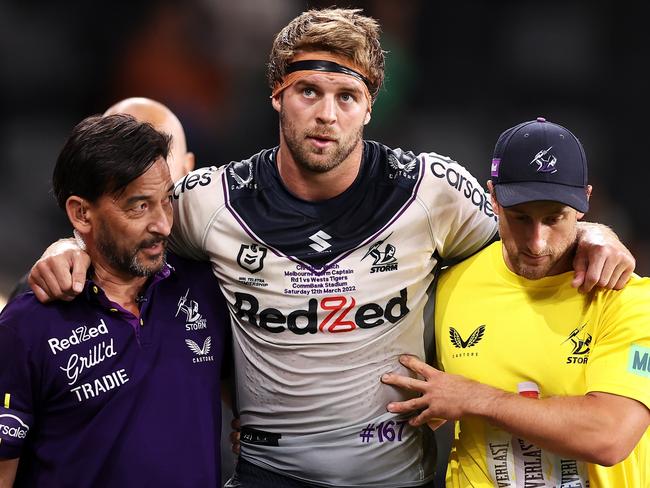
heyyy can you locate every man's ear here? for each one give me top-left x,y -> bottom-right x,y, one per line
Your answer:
577,185 -> 593,220
65,196 -> 92,234
364,110 -> 371,125
271,95 -> 282,113
486,180 -> 500,216
183,152 -> 196,175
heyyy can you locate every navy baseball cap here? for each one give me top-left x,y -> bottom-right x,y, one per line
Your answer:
490,117 -> 589,212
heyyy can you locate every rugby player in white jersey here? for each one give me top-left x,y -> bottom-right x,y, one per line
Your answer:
28,8 -> 634,488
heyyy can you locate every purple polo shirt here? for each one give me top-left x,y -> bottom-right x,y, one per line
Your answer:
0,253 -> 230,487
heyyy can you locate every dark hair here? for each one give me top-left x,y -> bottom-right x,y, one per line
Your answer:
53,114 -> 171,209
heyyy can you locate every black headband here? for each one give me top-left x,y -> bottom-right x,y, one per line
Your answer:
285,60 -> 370,88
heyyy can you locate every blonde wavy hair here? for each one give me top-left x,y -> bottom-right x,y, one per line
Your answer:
268,8 -> 385,102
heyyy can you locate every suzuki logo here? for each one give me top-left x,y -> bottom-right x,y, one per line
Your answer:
309,230 -> 332,252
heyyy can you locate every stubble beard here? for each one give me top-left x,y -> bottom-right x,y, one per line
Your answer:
504,233 -> 577,280
96,221 -> 167,278
280,109 -> 363,174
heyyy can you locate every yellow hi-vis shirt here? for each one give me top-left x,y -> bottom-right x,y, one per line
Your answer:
435,242 -> 650,487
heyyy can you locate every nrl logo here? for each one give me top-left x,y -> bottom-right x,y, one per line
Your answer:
237,244 -> 267,273
229,160 -> 254,189
449,325 -> 485,349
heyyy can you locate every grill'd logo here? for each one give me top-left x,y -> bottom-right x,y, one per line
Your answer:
362,233 -> 398,273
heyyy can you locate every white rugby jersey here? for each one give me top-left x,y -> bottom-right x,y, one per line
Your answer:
170,141 -> 497,487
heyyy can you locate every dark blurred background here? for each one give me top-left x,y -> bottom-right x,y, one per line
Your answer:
1,0 -> 648,304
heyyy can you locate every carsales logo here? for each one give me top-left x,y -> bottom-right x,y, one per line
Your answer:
233,288 -> 409,334
0,414 -> 29,440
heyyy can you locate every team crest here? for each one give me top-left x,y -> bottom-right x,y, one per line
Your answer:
563,324 -> 591,364
176,289 -> 207,330
237,244 -> 267,273
530,147 -> 558,174
362,233 -> 398,273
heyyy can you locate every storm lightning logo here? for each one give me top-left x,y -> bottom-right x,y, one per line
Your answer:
530,147 -> 558,174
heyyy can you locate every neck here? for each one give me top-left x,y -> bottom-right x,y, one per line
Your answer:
90,257 -> 148,316
275,140 -> 364,201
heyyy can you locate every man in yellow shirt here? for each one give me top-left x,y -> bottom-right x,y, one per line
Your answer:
382,117 -> 650,487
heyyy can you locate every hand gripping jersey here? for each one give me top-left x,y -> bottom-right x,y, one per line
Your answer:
170,141 -> 497,487
436,242 -> 650,488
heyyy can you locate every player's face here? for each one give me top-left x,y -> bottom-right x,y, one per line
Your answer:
496,200 -> 582,280
91,158 -> 174,278
274,73 -> 370,173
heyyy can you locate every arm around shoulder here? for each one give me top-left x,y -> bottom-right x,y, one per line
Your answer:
28,237 -> 90,303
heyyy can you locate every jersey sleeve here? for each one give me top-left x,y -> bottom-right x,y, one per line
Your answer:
421,153 -> 498,260
169,166 -> 223,260
585,277 -> 650,409
0,309 -> 36,459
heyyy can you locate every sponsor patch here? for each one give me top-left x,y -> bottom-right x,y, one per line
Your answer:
240,426 -> 281,447
628,344 -> 650,378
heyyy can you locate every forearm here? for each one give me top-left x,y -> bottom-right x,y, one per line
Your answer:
470,385 -> 647,466
575,220 -> 616,243
0,458 -> 18,488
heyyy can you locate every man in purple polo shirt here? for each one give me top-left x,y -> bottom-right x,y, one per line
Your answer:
0,114 -> 230,487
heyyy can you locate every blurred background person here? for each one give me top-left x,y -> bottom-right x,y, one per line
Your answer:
104,97 -> 195,182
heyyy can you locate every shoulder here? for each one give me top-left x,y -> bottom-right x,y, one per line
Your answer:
165,253 -> 225,304
439,242 -> 496,286
172,165 -> 222,202
166,253 -> 217,284
601,274 -> 650,311
0,292 -> 82,344
223,148 -> 275,194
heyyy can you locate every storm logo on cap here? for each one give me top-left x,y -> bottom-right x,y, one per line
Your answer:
530,147 -> 558,174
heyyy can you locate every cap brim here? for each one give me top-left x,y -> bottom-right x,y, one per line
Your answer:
495,181 -> 589,213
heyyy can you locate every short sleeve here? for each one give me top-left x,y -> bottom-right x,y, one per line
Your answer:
0,322 -> 34,459
169,166 -> 223,260
586,278 -> 650,409
422,153 -> 498,260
